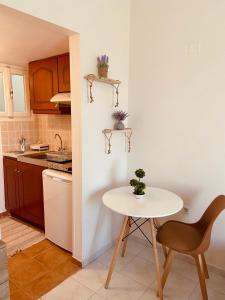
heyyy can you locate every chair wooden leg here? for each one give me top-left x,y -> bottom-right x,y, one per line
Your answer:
149,219 -> 163,300
195,254 -> 209,300
121,217 -> 130,257
105,216 -> 129,289
201,254 -> 209,279
161,249 -> 174,289
157,249 -> 174,296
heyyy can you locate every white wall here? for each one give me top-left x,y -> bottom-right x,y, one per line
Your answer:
0,0 -> 130,263
129,0 -> 225,271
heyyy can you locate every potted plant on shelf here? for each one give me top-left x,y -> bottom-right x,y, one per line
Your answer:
112,110 -> 129,130
130,169 -> 146,200
97,55 -> 109,78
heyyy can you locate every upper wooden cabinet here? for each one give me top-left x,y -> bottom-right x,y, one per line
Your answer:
29,53 -> 70,114
58,53 -> 70,92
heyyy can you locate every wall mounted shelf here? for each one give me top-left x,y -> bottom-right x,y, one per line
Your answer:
102,128 -> 132,154
84,74 -> 121,107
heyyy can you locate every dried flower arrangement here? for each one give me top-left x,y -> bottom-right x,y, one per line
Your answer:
112,110 -> 129,121
97,55 -> 109,68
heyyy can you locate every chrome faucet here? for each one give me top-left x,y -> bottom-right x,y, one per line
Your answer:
55,133 -> 63,152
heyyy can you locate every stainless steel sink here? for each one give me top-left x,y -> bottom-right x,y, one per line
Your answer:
46,151 -> 72,163
22,151 -> 72,163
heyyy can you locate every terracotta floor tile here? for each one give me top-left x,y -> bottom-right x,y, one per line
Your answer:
8,251 -> 30,269
23,271 -> 65,299
53,258 -> 80,277
22,239 -> 54,258
9,257 -> 48,288
10,288 -> 34,300
34,246 -> 71,270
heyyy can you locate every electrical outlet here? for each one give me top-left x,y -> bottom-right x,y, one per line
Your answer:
183,207 -> 189,214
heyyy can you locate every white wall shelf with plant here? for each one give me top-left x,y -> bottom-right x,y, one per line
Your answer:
102,128 -> 132,154
84,74 -> 121,107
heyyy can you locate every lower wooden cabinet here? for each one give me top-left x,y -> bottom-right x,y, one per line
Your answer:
3,157 -> 45,229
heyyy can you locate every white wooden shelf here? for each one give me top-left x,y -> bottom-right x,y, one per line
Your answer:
102,128 -> 132,154
84,74 -> 121,107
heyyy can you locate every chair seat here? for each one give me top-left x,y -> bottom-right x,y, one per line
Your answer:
157,221 -> 202,254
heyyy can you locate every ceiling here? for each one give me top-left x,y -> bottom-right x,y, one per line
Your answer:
0,5 -> 74,66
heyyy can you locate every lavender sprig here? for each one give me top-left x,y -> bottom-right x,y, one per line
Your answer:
97,55 -> 109,67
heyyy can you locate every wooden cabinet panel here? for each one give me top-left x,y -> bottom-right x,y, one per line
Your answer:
3,158 -> 45,229
29,56 -> 59,113
29,53 -> 70,114
58,53 -> 70,92
18,162 -> 45,229
3,158 -> 19,215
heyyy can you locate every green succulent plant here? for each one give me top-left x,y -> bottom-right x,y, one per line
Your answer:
130,169 -> 146,195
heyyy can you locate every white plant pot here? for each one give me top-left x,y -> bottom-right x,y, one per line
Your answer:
134,194 -> 145,201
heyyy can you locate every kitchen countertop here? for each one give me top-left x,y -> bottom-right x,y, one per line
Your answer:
3,150 -> 45,159
3,150 -> 72,173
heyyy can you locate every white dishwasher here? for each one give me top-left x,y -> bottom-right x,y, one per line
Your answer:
42,169 -> 72,252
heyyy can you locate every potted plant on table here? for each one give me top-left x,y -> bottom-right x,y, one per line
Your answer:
97,55 -> 109,78
130,169 -> 146,200
112,110 -> 129,130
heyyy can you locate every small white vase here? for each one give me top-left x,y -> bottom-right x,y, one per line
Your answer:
134,194 -> 145,201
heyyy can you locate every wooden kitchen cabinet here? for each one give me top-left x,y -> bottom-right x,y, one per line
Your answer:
29,53 -> 70,114
58,53 -> 70,92
3,157 -> 45,229
3,157 -> 19,216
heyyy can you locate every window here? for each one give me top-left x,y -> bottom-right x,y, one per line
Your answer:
0,64 -> 29,118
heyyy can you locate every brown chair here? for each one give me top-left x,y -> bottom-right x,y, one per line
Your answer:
156,195 -> 225,300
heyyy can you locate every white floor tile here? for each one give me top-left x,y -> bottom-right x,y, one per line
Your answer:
97,272 -> 147,300
71,261 -> 108,292
119,255 -> 156,286
139,287 -> 170,300
41,277 -> 95,300
88,293 -> 106,299
189,285 -> 225,300
124,239 -> 146,255
96,246 -> 136,272
207,272 -> 225,295
137,245 -> 165,265
161,272 -> 197,300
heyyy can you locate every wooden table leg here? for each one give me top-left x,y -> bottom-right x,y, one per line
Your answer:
149,218 -> 163,300
154,218 -> 167,261
121,217 -> 130,257
105,216 -> 129,289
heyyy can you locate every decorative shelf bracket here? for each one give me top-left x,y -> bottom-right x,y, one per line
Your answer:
84,74 -> 121,107
103,128 -> 132,154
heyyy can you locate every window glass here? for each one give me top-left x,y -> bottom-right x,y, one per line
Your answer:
0,72 -> 5,112
11,74 -> 26,113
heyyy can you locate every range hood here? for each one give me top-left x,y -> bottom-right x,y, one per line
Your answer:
50,92 -> 71,106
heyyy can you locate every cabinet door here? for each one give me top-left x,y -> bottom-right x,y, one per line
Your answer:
18,162 -> 45,229
58,53 -> 70,92
29,57 -> 59,113
3,157 -> 19,215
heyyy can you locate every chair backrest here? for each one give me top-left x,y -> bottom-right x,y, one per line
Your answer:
195,195 -> 225,253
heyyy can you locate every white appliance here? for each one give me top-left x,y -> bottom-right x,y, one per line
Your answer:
42,169 -> 72,251
50,92 -> 71,105
30,143 -> 49,151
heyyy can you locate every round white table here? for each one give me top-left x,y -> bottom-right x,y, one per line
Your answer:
103,186 -> 183,300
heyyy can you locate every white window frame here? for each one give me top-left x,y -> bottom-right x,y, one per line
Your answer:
0,63 -> 30,119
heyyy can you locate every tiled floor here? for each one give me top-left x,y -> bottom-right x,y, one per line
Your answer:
41,238 -> 225,300
9,239 -> 81,299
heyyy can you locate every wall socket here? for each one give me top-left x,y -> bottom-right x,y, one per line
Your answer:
183,207 -> 190,214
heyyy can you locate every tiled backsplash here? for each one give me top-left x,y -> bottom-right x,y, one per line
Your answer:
0,115 -> 71,153
36,115 -> 71,151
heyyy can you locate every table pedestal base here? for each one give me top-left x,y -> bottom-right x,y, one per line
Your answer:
104,216 -> 164,300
